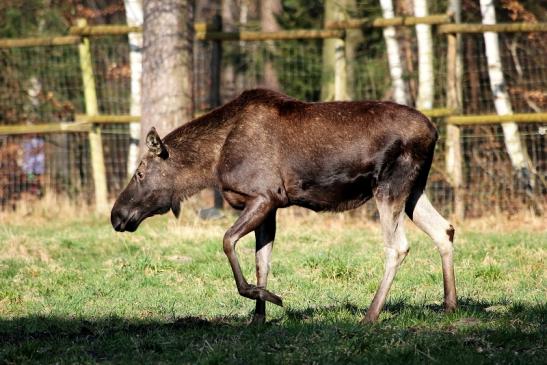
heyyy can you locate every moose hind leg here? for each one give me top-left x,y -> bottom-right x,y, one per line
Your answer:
364,198 -> 409,323
407,193 -> 457,311
252,210 -> 277,324
223,197 -> 283,308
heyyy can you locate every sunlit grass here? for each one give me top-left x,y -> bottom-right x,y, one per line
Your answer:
0,201 -> 545,364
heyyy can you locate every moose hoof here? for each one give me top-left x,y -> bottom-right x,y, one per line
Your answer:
361,312 -> 379,324
250,313 -> 266,325
444,302 -> 457,313
239,284 -> 283,307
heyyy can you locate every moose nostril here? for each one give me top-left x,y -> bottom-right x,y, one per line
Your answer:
111,209 -> 126,231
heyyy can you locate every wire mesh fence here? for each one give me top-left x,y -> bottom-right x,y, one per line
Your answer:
0,44 -> 83,125
0,2 -> 545,218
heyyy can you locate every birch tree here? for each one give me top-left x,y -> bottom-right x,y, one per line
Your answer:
414,0 -> 434,110
480,0 -> 531,182
379,0 -> 408,105
124,0 -> 143,177
141,0 -> 194,141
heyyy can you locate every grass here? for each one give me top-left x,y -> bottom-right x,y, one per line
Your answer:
0,203 -> 545,364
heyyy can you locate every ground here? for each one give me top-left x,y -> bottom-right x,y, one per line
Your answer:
0,200 -> 545,364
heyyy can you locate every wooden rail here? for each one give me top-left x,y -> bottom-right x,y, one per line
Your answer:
447,113 -> 547,125
75,114 -> 140,123
69,25 -> 141,36
421,108 -> 454,118
0,115 -> 139,135
0,21 -> 542,47
2,112 -> 544,136
326,14 -> 451,30
68,23 -> 346,41
0,122 -> 90,135
0,36 -> 80,48
439,23 -> 547,33
195,29 -> 345,41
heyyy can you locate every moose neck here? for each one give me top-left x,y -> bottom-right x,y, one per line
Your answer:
162,100 -> 240,199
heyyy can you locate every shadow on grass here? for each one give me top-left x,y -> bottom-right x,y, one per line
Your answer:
1,298 -> 544,364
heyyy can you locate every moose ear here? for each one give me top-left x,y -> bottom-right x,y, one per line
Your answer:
146,127 -> 168,158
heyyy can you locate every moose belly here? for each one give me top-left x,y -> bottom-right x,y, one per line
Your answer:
285,168 -> 375,212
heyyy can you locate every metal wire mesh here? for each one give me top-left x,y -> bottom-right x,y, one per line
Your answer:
462,33 -> 547,115
0,45 -> 83,125
0,1 -> 545,218
0,133 -> 93,208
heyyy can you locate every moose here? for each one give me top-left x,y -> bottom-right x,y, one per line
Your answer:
111,89 -> 457,323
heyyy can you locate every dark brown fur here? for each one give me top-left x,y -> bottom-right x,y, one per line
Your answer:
111,89 -> 455,323
447,225 -> 455,243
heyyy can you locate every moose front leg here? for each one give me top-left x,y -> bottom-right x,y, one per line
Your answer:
223,197 -> 283,311
252,210 -> 277,324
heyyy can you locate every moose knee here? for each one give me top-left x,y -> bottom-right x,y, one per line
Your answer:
223,235 -> 235,255
384,246 -> 409,267
436,225 -> 455,256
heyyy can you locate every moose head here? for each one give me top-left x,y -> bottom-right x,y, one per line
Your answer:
111,128 -> 181,232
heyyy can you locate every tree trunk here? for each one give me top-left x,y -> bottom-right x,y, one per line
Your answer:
479,0 -> 531,181
221,0 -> 237,103
321,0 -> 348,101
379,0 -> 408,105
124,0 -> 143,177
465,37 -> 480,114
344,0 -> 364,100
141,0 -> 194,141
236,0 -> 249,92
396,0 -> 416,104
445,0 -> 464,220
260,0 -> 281,91
414,0 -> 434,110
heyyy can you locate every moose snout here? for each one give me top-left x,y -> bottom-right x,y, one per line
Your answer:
111,207 -> 129,232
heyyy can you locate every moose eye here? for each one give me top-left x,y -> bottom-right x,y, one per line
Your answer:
136,171 -> 144,180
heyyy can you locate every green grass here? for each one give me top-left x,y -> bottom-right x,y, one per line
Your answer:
0,210 -> 545,364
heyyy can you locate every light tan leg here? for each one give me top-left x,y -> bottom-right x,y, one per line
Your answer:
408,193 -> 457,311
252,210 -> 276,324
364,198 -> 409,323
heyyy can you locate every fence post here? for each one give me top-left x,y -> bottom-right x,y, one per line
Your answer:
445,2 -> 464,220
77,18 -> 108,213
321,0 -> 348,101
210,13 -> 224,210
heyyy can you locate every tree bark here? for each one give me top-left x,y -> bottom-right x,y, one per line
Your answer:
414,0 -> 434,110
221,0 -> 237,103
344,0 -> 364,100
479,0 -> 531,178
445,0 -> 465,220
260,0 -> 281,91
379,0 -> 409,105
124,0 -> 143,177
396,0 -> 416,104
141,0 -> 194,141
236,0 -> 249,92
